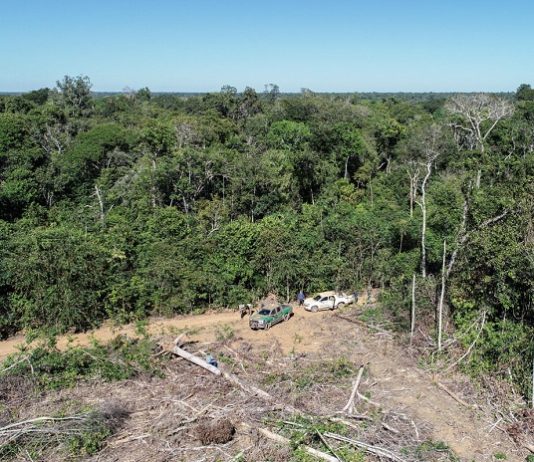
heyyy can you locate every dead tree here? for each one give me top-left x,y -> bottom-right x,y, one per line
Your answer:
437,240 -> 446,351
445,94 -> 514,188
414,124 -> 443,278
92,184 -> 114,226
407,161 -> 420,218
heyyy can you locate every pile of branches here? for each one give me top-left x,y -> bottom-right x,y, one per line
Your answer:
0,404 -> 128,460
506,409 -> 534,453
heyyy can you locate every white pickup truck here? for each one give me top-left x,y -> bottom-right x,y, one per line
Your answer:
303,291 -> 356,312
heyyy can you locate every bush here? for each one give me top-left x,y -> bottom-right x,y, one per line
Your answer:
0,334 -> 165,390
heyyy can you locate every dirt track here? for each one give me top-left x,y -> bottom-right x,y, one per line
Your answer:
0,308 -> 330,360
0,306 -> 525,461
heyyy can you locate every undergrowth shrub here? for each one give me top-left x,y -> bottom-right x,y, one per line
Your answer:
0,334 -> 165,390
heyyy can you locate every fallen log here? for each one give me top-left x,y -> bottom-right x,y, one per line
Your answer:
170,346 -> 298,412
172,346 -> 221,376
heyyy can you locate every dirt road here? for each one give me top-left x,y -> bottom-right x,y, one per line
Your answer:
0,306 -> 524,461
0,308 -> 330,360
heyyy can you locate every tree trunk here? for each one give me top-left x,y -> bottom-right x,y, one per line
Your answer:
409,176 -> 414,218
151,158 -> 157,208
437,240 -> 447,351
419,162 -> 432,278
94,185 -> 105,225
410,273 -> 416,346
446,198 -> 469,279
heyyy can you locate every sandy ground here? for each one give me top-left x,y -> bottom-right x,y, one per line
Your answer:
0,303 -> 527,461
0,308 -> 330,361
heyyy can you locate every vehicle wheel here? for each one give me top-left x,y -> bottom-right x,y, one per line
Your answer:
337,302 -> 345,310
311,305 -> 318,313
284,313 -> 290,321
265,322 -> 271,330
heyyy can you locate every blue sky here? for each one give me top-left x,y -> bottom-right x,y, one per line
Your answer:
0,0 -> 532,92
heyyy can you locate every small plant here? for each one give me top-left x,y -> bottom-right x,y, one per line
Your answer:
218,353 -> 236,366
292,357 -> 356,390
215,324 -> 235,342
275,416 -> 364,461
67,418 -> 112,456
327,357 -> 355,378
494,453 -> 507,460
134,319 -> 149,336
415,440 -> 459,461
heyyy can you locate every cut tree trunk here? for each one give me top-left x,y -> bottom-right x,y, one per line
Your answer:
172,346 -> 221,375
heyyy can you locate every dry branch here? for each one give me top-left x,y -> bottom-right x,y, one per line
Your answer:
323,432 -> 406,462
445,311 -> 487,372
382,421 -> 400,434
342,365 -> 364,414
435,381 -> 474,409
250,425 -> 339,462
170,345 -> 299,412
357,392 -> 381,407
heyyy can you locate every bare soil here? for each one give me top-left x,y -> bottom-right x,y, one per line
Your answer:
0,301 -> 528,462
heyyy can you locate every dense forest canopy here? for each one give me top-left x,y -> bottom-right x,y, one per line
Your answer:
0,77 -> 532,400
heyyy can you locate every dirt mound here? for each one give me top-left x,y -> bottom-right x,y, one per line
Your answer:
195,417 -> 235,444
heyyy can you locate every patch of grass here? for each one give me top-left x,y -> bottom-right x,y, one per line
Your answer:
493,452 -> 507,460
293,357 -> 356,390
263,372 -> 291,386
359,305 -> 385,324
276,416 -> 365,462
215,324 -> 235,342
165,325 -> 203,337
327,357 -> 355,378
67,416 -> 112,456
218,353 -> 236,366
413,440 -> 460,461
0,334 -> 165,391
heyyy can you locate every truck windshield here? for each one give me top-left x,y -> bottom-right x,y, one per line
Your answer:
313,295 -> 321,301
258,309 -> 271,316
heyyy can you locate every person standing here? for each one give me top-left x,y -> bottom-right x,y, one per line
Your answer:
297,290 -> 305,306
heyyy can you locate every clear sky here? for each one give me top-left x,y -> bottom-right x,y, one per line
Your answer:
1,0 -> 532,92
